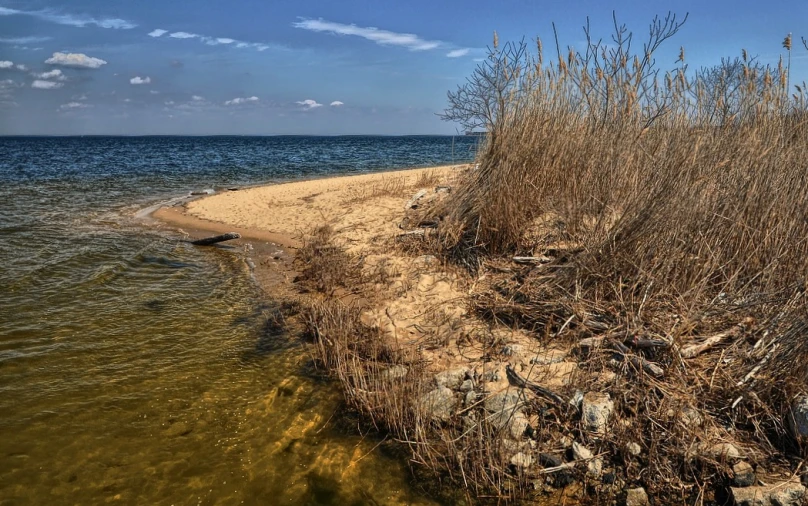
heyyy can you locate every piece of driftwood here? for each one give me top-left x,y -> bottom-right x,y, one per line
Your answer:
626,336 -> 670,349
578,336 -> 605,348
609,340 -> 664,378
513,256 -> 552,265
395,229 -> 425,240
191,232 -> 241,246
681,319 -> 752,359
404,189 -> 427,209
505,365 -> 566,406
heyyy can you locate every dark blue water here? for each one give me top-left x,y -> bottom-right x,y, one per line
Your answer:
0,136 -> 475,505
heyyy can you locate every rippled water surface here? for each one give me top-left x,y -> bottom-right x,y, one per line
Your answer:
0,136 -> 477,505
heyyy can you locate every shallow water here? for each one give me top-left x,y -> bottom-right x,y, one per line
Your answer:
0,136 -> 477,505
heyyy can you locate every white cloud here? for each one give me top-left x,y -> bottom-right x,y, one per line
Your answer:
0,36 -> 51,44
225,96 -> 259,105
0,7 -> 135,29
192,95 -> 204,101
15,64 -> 26,71
156,30 -> 275,52
169,32 -> 198,39
45,52 -> 107,69
0,61 -> 12,69
59,101 -> 89,110
130,76 -> 151,85
293,18 -> 440,51
35,69 -> 66,80
165,100 -> 175,105
330,101 -> 344,106
446,48 -> 470,58
32,79 -> 63,89
297,99 -> 323,109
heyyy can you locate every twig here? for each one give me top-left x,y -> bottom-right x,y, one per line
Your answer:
505,364 -> 566,405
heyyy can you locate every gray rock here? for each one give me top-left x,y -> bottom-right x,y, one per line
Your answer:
731,481 -> 805,506
510,452 -> 534,469
733,461 -> 756,487
790,395 -> 808,439
380,365 -> 408,381
625,487 -> 649,506
487,410 -> 529,439
459,379 -> 475,392
435,367 -> 469,389
679,406 -> 703,429
464,389 -> 477,407
530,348 -> 569,365
502,344 -> 525,356
581,392 -> 614,433
485,390 -> 528,413
418,386 -> 457,421
572,441 -> 602,476
701,442 -> 743,461
625,442 -> 642,456
539,453 -> 563,468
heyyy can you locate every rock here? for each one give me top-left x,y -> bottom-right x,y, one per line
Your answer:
418,386 -> 457,421
569,390 -> 584,410
790,395 -> 808,439
435,367 -> 469,389
680,406 -> 703,429
581,392 -> 614,433
572,441 -> 602,476
539,453 -> 563,468
484,390 -> 528,413
462,413 -> 478,432
481,370 -> 501,383
602,471 -> 617,485
626,442 -> 642,456
502,344 -> 525,356
487,410 -> 529,439
459,379 -> 475,392
625,487 -> 649,506
163,421 -> 191,437
731,481 -> 805,506
700,442 -> 743,461
380,365 -> 408,381
530,348 -> 569,365
464,389 -> 477,407
733,461 -> 756,487
510,452 -> 534,469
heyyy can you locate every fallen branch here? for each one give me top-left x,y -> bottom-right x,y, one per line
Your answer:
609,340 -> 664,378
190,232 -> 241,246
505,365 -> 566,406
681,320 -> 752,359
513,256 -> 552,265
404,189 -> 427,209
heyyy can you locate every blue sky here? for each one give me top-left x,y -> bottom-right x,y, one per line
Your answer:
0,0 -> 806,135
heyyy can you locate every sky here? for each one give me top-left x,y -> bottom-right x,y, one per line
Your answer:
0,0 -> 806,135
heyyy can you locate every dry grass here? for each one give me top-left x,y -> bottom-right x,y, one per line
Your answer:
419,11 -> 808,503
293,14 -> 808,505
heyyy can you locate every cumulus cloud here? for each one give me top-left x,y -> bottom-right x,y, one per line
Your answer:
15,64 -> 26,71
192,95 -> 204,101
0,61 -> 12,69
45,52 -> 107,69
130,76 -> 151,85
35,69 -> 66,80
447,48 -> 470,58
0,36 -> 51,44
0,7 -> 135,29
330,101 -> 344,106
211,38 -> 235,45
293,18 -> 440,51
148,29 -> 168,37
225,96 -> 259,105
59,101 -> 89,110
296,99 -> 323,109
32,79 -> 63,89
169,32 -> 198,39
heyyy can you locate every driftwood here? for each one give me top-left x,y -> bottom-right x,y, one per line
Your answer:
681,319 -> 752,359
505,365 -> 566,406
190,232 -> 241,246
513,256 -> 552,265
404,189 -> 427,209
609,340 -> 665,378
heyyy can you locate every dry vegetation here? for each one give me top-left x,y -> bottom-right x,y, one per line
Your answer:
295,14 -> 808,506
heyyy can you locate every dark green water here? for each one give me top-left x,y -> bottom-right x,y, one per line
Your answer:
0,136 -> 477,505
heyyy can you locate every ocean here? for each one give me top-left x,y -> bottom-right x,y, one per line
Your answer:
0,136 -> 477,505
